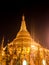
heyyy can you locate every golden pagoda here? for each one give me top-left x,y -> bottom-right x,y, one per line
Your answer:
0,15 -> 49,65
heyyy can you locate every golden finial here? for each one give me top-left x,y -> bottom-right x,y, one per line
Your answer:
22,14 -> 25,21
20,14 -> 27,31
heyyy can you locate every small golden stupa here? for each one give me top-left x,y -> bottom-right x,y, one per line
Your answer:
0,15 -> 49,65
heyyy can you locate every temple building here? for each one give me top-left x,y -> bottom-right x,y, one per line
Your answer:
0,15 -> 49,65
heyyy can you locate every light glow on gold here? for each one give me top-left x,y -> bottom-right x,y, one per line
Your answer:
42,59 -> 46,65
23,60 -> 27,65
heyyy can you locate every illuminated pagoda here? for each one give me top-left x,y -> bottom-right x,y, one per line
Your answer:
0,15 -> 49,65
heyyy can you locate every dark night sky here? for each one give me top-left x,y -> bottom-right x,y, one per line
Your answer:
0,2 -> 49,49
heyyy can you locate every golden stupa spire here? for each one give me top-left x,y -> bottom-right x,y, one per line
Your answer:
1,36 -> 4,49
20,14 -> 27,31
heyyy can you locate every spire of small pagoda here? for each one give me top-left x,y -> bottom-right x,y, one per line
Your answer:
1,36 -> 4,49
20,14 -> 27,31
